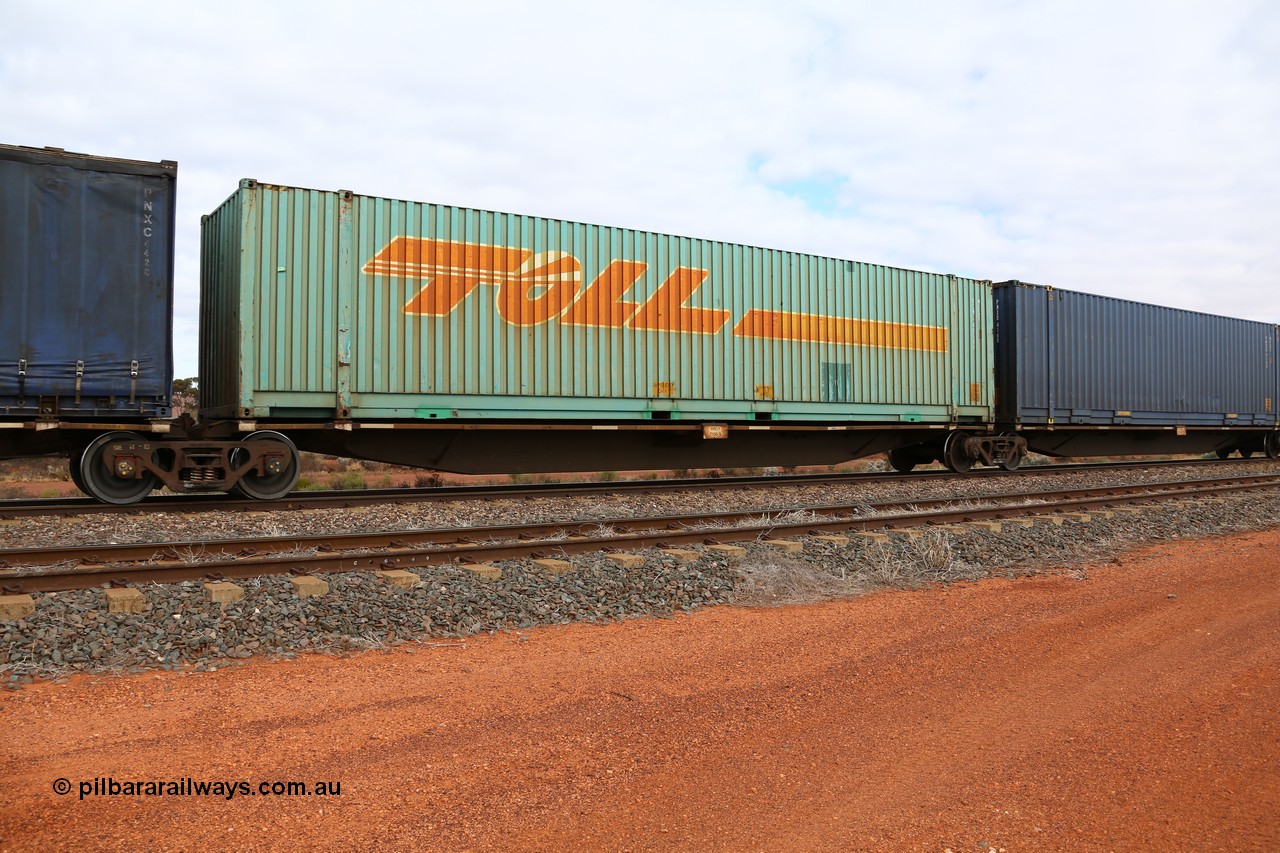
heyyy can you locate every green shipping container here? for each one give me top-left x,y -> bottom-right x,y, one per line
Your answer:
200,180 -> 994,426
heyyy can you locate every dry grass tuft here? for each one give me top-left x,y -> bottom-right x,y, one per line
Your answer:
861,530 -> 971,586
731,530 -> 982,608
731,555 -> 867,606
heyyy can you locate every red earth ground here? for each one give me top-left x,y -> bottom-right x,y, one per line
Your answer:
1,528 -> 1277,851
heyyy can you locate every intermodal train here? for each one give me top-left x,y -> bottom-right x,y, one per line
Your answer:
3,144 -> 1277,504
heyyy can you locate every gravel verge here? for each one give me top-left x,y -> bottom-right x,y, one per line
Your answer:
3,487 -> 1280,686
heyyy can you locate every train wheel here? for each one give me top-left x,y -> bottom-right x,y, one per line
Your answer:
1240,448 -> 1254,459
1215,448 -> 1232,460
79,431 -> 157,505
68,454 -> 89,496
1266,433 -> 1280,460
887,448 -> 917,473
942,431 -> 974,474
231,431 -> 300,500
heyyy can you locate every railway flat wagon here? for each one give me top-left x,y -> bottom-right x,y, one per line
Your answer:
993,281 -> 1280,459
200,180 -> 1001,475
0,144 -> 176,461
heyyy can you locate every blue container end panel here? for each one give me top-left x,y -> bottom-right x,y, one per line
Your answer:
0,145 -> 176,418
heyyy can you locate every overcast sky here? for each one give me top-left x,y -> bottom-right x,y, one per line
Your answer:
3,0 -> 1278,376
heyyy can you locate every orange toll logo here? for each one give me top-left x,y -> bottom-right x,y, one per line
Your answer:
362,237 -> 947,351
361,238 -> 579,326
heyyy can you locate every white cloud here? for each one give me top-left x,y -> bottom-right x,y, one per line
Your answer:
2,0 -> 1277,375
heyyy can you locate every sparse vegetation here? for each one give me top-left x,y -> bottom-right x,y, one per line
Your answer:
329,471 -> 369,491
732,531 -> 977,607
732,552 -> 867,605
171,377 -> 199,413
0,459 -> 72,483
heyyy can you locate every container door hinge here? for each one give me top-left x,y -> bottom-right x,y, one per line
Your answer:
17,359 -> 26,399
129,360 -> 139,404
74,361 -> 84,405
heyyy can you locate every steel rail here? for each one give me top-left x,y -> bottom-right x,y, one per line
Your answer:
0,457 -> 1266,519
2,472 -> 1277,570
4,473 -> 1278,593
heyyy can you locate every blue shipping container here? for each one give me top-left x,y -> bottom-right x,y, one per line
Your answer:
0,144 -> 176,418
993,281 -> 1278,427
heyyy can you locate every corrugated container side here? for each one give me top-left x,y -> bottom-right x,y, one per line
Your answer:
199,189 -> 244,415
0,144 -> 176,418
202,181 -> 994,423
994,281 -> 1278,426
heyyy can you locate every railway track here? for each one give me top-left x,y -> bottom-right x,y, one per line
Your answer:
0,457 -> 1268,518
5,471 -> 1278,593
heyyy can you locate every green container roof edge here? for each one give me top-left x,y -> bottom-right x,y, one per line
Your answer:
231,178 -> 990,284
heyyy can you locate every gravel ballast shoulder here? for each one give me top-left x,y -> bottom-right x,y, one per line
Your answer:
3,467 -> 1280,684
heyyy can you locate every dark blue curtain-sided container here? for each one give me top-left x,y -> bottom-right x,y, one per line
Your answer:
994,281 -> 1279,427
0,144 -> 176,419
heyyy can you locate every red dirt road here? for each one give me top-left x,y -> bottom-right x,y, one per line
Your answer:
2,530 -> 1278,851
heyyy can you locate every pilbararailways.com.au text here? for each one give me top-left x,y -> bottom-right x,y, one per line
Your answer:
54,777 -> 341,800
